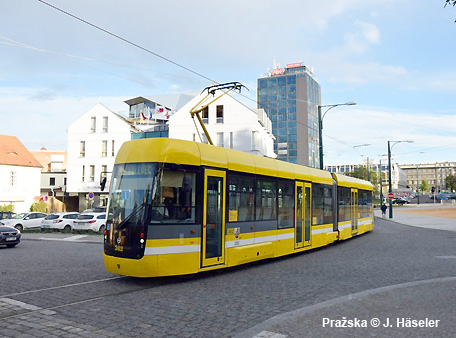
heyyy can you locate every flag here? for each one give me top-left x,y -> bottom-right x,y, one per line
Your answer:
148,106 -> 153,119
156,106 -> 164,114
164,108 -> 170,119
140,112 -> 146,120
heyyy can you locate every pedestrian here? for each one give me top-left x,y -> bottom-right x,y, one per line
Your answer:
381,203 -> 387,218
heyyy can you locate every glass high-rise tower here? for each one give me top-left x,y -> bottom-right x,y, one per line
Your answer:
257,62 -> 321,167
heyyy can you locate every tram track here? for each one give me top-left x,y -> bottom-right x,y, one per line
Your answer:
0,274 -> 178,321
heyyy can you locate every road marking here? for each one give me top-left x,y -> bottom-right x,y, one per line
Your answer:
252,331 -> 287,338
0,298 -> 56,315
0,276 -> 125,298
436,256 -> 456,259
38,235 -> 89,241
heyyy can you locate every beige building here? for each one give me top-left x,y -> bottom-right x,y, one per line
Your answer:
399,162 -> 456,193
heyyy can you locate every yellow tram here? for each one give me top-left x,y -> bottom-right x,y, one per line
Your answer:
103,138 -> 373,277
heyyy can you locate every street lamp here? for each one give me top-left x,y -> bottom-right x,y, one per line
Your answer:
318,102 -> 356,170
387,140 -> 413,218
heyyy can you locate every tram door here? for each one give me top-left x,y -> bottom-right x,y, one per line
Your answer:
202,169 -> 226,267
295,182 -> 312,249
351,189 -> 358,235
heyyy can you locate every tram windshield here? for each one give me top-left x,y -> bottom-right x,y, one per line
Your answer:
107,162 -> 196,231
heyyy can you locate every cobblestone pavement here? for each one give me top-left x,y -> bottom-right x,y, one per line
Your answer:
2,218 -> 456,337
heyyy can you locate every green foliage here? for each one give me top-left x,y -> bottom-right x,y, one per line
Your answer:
345,165 -> 378,183
0,204 -> 14,212
446,174 -> 456,191
420,179 -> 430,193
30,201 -> 46,212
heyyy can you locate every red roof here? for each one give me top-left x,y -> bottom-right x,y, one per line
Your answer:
0,135 -> 43,168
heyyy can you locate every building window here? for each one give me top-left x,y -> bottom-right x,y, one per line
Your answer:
111,140 -> 115,157
10,172 -> 16,186
80,141 -> 85,157
202,134 -> 208,144
216,132 -> 224,147
252,131 -> 259,151
230,132 -> 234,149
90,117 -> 96,133
101,165 -> 107,179
102,116 -> 108,133
49,177 -> 56,186
102,140 -> 107,157
89,165 -> 95,182
202,107 -> 209,124
82,165 -> 85,182
216,105 -> 224,123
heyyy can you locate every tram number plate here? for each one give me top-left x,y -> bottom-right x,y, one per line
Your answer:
6,237 -> 16,241
114,245 -> 124,252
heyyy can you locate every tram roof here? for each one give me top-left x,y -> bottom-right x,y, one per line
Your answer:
116,138 -> 336,185
332,173 -> 373,190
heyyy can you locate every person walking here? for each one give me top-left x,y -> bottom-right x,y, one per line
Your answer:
381,203 -> 387,218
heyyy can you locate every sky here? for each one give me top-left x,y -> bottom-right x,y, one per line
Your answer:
1,0 -> 456,166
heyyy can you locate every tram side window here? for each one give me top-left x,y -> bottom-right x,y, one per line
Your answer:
228,175 -> 255,222
338,187 -> 351,222
358,189 -> 372,218
256,180 -> 277,221
312,184 -> 333,225
278,180 -> 294,228
150,170 -> 197,223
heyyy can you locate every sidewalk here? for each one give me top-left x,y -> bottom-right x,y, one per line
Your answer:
21,231 -> 104,243
374,204 -> 456,232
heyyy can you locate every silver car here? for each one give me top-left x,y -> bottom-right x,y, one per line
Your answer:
41,212 -> 80,232
2,212 -> 48,231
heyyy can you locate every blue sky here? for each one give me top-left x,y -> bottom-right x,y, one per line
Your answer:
1,0 -> 455,166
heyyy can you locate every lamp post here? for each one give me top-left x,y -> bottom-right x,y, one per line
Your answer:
387,140 -> 413,218
318,102 -> 356,170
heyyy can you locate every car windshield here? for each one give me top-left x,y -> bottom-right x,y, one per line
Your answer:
12,213 -> 26,219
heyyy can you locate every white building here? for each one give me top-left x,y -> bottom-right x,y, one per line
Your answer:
168,92 -> 276,158
30,149 -> 67,212
66,104 -> 135,211
0,135 -> 42,213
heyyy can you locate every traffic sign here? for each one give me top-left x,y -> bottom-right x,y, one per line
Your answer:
388,192 -> 394,199
88,192 -> 94,200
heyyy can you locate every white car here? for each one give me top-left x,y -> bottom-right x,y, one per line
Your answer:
2,212 -> 48,231
72,213 -> 106,233
40,212 -> 80,232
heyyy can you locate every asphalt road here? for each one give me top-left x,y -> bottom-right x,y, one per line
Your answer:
1,218 -> 456,337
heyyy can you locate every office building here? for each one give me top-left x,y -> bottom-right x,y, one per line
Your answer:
258,62 -> 321,166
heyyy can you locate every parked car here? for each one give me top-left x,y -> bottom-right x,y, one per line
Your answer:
392,197 -> 409,205
82,206 -> 107,214
0,211 -> 16,220
1,212 -> 48,231
435,192 -> 451,201
40,212 -> 80,232
72,213 -> 106,233
0,224 -> 21,248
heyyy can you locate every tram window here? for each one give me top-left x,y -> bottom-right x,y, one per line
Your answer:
228,175 -> 255,222
278,180 -> 294,228
358,189 -> 372,218
338,187 -> 351,222
150,170 -> 196,223
312,184 -> 333,225
256,180 -> 277,221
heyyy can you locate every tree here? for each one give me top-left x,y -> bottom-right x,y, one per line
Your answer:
445,0 -> 456,21
446,174 -> 456,192
345,165 -> 378,185
420,179 -> 430,193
